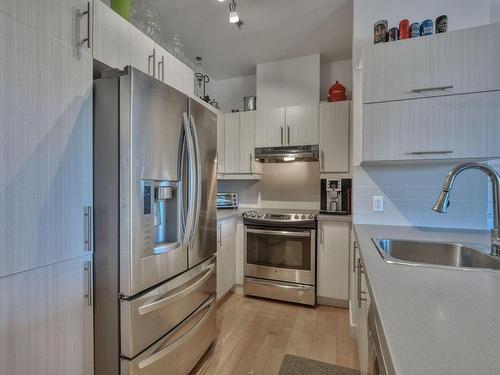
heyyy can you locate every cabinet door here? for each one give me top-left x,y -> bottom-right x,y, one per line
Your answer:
362,91 -> 500,163
0,255 -> 93,375
319,101 -> 350,173
223,112 -> 240,173
235,221 -> 245,285
255,107 -> 285,147
349,234 -> 359,335
317,222 -> 350,301
163,50 -> 195,96
239,111 -> 255,173
216,220 -> 236,299
363,23 -> 500,104
0,12 -> 93,277
286,104 -> 319,146
217,114 -> 225,173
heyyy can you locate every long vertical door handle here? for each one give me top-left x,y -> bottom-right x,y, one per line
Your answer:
182,113 -> 196,247
287,126 -> 291,145
158,55 -> 164,81
249,153 -> 253,173
84,261 -> 92,306
148,49 -> 157,77
357,258 -> 367,308
320,150 -> 325,172
84,206 -> 92,251
189,114 -> 202,246
281,127 -> 284,146
353,241 -> 358,273
77,2 -> 91,50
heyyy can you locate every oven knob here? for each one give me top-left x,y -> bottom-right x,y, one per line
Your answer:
301,214 -> 306,219
294,214 -> 299,219
250,212 -> 257,217
308,214 -> 314,219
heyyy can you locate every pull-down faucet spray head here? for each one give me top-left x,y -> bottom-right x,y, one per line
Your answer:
432,190 -> 451,213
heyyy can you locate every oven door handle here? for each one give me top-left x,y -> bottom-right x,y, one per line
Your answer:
248,278 -> 313,291
246,228 -> 310,238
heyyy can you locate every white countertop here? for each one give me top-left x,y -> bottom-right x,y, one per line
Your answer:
353,224 -> 500,375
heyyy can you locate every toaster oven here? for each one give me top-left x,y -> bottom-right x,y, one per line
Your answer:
217,193 -> 239,209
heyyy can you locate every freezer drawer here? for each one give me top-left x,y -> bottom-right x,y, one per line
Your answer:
120,256 -> 216,358
121,294 -> 216,375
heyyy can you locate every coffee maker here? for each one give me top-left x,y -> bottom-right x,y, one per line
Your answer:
320,178 -> 352,215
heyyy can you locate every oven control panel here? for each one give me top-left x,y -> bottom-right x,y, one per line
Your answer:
243,211 -> 315,223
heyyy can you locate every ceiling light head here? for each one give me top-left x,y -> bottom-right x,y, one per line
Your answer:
229,0 -> 239,23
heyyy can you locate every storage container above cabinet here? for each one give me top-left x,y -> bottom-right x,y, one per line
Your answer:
363,23 -> 500,104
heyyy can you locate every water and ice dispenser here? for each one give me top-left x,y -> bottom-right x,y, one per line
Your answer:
141,180 -> 180,256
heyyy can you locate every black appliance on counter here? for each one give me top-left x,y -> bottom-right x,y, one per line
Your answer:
320,178 -> 352,215
217,192 -> 239,209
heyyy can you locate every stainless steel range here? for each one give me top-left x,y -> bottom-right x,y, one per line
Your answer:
243,210 -> 317,305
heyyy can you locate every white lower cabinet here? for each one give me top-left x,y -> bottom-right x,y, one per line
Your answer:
317,221 -> 350,304
349,233 -> 359,336
217,219 -> 236,300
0,255 -> 94,375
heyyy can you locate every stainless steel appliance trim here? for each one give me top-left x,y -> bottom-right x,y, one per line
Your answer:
411,85 -> 453,93
137,295 -> 216,369
244,277 -> 315,305
408,150 -> 454,155
138,263 -> 216,315
245,228 -> 311,238
182,112 -> 196,247
246,278 -> 312,291
189,114 -> 202,247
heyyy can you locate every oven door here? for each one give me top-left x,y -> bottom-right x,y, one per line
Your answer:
244,226 -> 315,285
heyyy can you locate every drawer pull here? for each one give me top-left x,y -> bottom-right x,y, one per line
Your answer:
138,263 -> 215,315
138,296 -> 215,369
411,85 -> 453,93
408,150 -> 453,155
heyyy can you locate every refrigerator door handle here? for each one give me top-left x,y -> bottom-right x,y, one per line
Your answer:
137,263 -> 215,315
137,295 -> 216,369
189,114 -> 202,247
182,113 -> 196,248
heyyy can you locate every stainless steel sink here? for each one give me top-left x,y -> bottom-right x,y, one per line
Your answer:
373,238 -> 500,271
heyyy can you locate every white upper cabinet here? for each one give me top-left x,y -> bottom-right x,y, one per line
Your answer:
223,112 -> 240,173
217,114 -> 225,173
363,89 -> 500,163
255,107 -> 286,147
93,1 -> 194,96
286,104 -> 319,146
363,23 -> 500,104
319,101 -> 350,173
239,111 -> 256,174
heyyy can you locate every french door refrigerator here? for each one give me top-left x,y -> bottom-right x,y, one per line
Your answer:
93,66 -> 217,375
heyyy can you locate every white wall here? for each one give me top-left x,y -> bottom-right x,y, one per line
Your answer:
320,59 -> 353,101
492,0 -> 500,22
351,0 -> 493,229
256,54 -> 320,108
211,75 -> 256,113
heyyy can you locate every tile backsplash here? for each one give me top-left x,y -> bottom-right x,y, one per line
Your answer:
218,162 -> 320,209
353,164 -> 489,230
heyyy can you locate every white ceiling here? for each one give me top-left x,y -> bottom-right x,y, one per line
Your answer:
148,0 -> 353,80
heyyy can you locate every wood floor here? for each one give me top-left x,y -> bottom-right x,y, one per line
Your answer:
191,293 -> 359,375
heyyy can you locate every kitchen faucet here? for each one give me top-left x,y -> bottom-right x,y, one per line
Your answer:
432,162 -> 500,256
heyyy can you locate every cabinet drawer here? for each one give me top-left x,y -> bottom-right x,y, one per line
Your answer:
363,23 -> 500,104
362,91 -> 500,163
121,294 -> 216,375
120,256 -> 216,358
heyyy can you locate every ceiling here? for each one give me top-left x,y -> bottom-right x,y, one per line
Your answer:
148,0 -> 353,80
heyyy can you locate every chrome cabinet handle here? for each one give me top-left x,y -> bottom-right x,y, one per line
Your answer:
357,258 -> 367,308
249,153 -> 253,173
138,296 -> 216,369
77,2 -> 91,49
320,150 -> 325,171
320,225 -> 325,249
281,127 -> 284,145
148,49 -> 157,77
138,264 -> 216,315
408,150 -> 453,155
84,261 -> 92,306
287,126 -> 291,145
158,55 -> 164,81
83,206 -> 92,251
353,241 -> 358,273
411,85 -> 453,93
218,224 -> 222,246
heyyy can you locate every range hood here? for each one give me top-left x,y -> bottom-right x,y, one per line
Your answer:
255,145 -> 319,163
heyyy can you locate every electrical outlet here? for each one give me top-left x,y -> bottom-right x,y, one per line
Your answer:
373,196 -> 384,212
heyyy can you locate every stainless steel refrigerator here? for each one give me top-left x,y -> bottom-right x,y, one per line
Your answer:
93,66 -> 217,375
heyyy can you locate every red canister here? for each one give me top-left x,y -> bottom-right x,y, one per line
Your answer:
328,81 -> 347,102
399,19 -> 410,39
